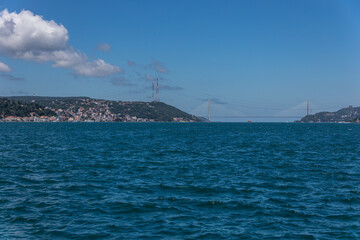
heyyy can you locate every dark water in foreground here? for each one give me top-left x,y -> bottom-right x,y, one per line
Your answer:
0,123 -> 359,239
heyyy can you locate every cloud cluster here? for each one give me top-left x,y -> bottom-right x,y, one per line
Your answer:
145,74 -> 155,81
0,61 -> 10,72
128,59 -> 169,73
127,60 -> 136,66
111,76 -> 133,86
126,60 -> 182,91
1,73 -> 24,81
159,84 -> 182,91
198,98 -> 228,105
0,9 -> 121,77
210,98 -> 228,105
149,60 -> 168,73
0,61 -> 24,81
73,59 -> 121,77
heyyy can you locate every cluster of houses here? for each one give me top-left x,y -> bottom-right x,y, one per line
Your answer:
50,99 -> 157,122
1,115 -> 192,122
2,115 -> 57,122
0,112 -> 156,123
0,98 -> 195,122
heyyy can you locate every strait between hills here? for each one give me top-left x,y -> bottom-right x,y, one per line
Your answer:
2,96 -> 360,123
0,96 -> 201,122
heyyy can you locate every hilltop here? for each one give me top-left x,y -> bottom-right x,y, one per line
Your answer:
1,96 -> 201,122
297,105 -> 360,123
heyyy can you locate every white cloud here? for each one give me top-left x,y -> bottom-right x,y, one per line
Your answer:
0,9 -> 121,77
0,9 -> 68,54
96,43 -> 111,52
49,49 -> 87,68
73,59 -> 122,77
0,61 -> 10,72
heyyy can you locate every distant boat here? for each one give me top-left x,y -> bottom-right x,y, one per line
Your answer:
248,120 -> 251,123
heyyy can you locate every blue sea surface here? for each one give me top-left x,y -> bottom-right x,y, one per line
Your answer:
0,123 -> 359,239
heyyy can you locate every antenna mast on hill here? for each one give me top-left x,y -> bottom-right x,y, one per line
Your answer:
155,78 -> 160,102
152,82 -> 155,102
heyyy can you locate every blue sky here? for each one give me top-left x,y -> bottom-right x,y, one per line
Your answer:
0,0 -> 360,121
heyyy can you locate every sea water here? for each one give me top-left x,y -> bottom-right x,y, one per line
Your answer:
0,123 -> 359,239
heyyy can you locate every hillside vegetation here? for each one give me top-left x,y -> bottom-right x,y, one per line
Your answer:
4,96 -> 200,122
0,98 -> 55,117
298,106 -> 360,122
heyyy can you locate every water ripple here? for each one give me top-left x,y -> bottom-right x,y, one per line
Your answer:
0,123 -> 359,239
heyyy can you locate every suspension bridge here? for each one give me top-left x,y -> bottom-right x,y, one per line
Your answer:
211,115 -> 303,119
192,99 -> 312,121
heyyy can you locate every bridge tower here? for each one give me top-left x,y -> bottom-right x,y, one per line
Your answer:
307,100 -> 310,115
208,99 -> 210,121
